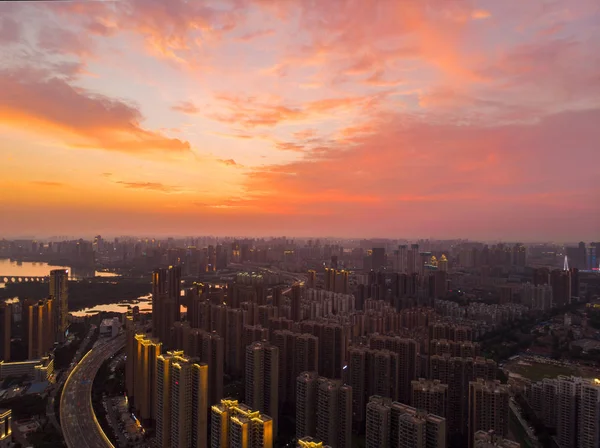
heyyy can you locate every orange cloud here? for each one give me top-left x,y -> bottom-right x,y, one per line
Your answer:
171,101 -> 199,114
275,142 -> 305,152
115,181 -> 183,193
30,181 -> 65,188
293,129 -> 317,140
471,10 -> 492,20
0,68 -> 191,155
211,93 -> 380,128
237,28 -> 274,42
217,159 -> 238,166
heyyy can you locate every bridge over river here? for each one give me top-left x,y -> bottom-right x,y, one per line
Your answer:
0,275 -> 49,284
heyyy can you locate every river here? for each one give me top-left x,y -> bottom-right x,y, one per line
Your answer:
70,295 -> 187,318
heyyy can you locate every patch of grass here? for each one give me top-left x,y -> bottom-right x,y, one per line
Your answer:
510,362 -> 577,382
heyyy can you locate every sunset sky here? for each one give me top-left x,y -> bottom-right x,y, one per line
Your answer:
1,0 -> 598,240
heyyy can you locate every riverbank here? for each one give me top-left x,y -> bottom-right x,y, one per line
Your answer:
0,278 -> 151,311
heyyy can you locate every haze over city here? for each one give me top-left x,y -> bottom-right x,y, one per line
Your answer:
1,0 -> 599,240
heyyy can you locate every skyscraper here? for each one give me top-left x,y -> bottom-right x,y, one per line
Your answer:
372,247 -> 386,271
297,437 -> 332,448
152,265 -> 182,343
369,335 -> 418,404
556,375 -> 581,448
171,356 -> 193,448
473,431 -> 520,447
398,245 -> 407,273
23,298 -> 55,359
132,334 -> 162,423
411,379 -> 448,418
210,399 -> 273,448
296,371 -> 319,439
156,351 -> 179,447
291,284 -> 302,321
316,379 -> 352,448
550,269 -> 571,307
201,331 -> 225,407
366,396 -> 447,448
226,308 -> 245,377
578,380 -> 600,448
0,303 -> 11,361
49,269 -> 68,343
468,380 -> 510,448
366,396 -> 390,448
0,409 -> 12,448
246,341 -> 279,434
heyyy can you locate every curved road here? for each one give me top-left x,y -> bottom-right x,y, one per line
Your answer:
60,334 -> 125,448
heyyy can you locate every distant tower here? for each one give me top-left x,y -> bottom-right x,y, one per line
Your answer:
563,255 -> 569,271
49,269 -> 69,343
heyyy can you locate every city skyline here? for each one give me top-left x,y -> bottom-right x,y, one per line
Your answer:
1,0 -> 599,240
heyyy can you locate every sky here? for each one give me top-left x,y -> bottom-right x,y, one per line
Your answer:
0,0 -> 598,241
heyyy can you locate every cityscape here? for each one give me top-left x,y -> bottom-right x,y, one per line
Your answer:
0,238 -> 599,448
1,0 -> 599,448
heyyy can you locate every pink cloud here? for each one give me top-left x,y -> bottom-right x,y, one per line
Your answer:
171,101 -> 199,114
0,16 -> 20,44
234,108 -> 599,238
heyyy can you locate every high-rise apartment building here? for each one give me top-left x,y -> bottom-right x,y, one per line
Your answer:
171,356 -> 193,448
307,270 -> 317,289
324,269 -> 349,294
347,346 -> 368,425
156,350 -> 180,448
316,379 -> 352,448
23,298 -> 55,359
296,372 -> 320,439
0,303 -> 11,361
226,308 -> 245,377
132,334 -> 162,422
556,375 -> 580,448
525,378 -> 557,429
550,269 -> 571,307
397,245 -> 407,273
468,379 -> 510,448
578,380 -> 600,448
428,271 -> 448,299
429,340 -> 480,358
298,321 -> 347,379
297,437 -> 332,448
369,335 -> 418,404
210,399 -> 273,448
49,269 -> 68,343
366,396 -> 390,448
125,315 -> 136,397
201,331 -> 224,406
347,346 -> 400,426
294,334 -> 319,381
152,265 -> 182,344
473,431 -> 520,447
273,330 -> 319,405
0,409 -> 12,448
165,352 -> 209,448
291,284 -> 302,321
429,355 -> 497,437
372,248 -> 386,271
366,396 -> 446,448
246,341 -> 279,434
411,379 -> 448,418
273,330 -> 295,405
